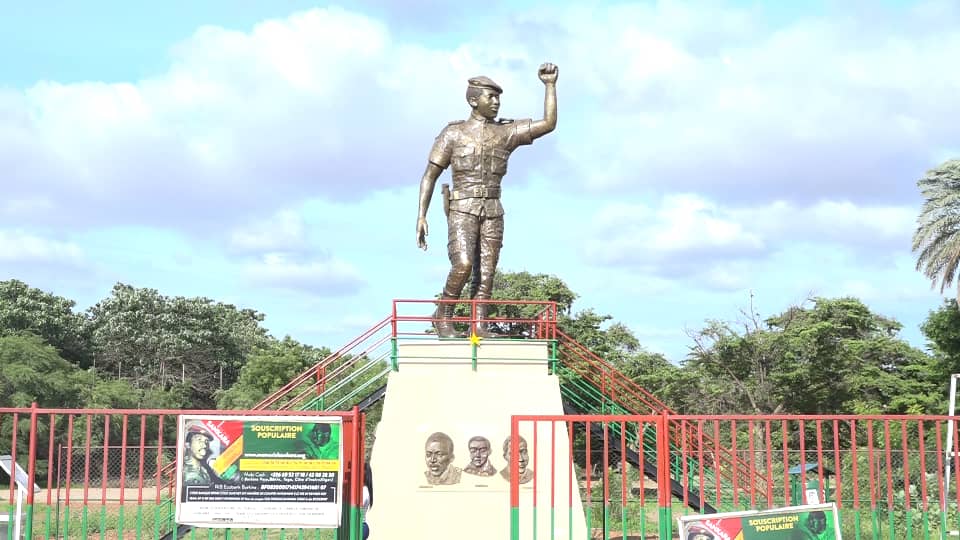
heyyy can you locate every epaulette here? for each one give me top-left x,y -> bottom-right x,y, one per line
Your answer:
497,118 -> 515,124
447,120 -> 465,126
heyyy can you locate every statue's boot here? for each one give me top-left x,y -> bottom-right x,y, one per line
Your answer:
433,296 -> 464,338
474,301 -> 498,338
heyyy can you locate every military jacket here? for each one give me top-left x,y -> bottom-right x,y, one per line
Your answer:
428,116 -> 534,217
182,458 -> 212,485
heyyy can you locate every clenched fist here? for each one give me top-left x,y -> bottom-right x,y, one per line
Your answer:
538,63 -> 558,84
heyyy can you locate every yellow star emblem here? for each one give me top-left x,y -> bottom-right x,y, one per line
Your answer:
469,332 -> 482,346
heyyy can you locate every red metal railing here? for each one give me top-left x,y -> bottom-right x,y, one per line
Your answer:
510,413 -> 960,540
254,299 -> 559,413
251,299 -> 766,509
555,329 -> 768,502
255,315 -> 393,410
390,298 -> 559,339
3,406 -> 365,539
242,298 -> 765,514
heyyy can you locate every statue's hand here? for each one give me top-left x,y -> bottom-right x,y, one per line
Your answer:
538,63 -> 558,84
416,217 -> 429,250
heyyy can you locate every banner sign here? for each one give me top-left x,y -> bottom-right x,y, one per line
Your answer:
678,503 -> 842,540
175,414 -> 343,528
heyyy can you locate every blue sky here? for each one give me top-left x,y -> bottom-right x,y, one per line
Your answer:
2,0 -> 959,362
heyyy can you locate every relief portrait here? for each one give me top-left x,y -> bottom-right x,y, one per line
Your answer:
499,435 -> 533,484
463,435 -> 496,477
424,432 -> 462,485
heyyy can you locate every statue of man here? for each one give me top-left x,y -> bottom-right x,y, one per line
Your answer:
416,63 -> 559,337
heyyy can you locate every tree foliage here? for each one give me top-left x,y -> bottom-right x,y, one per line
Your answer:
685,296 -> 939,415
86,283 -> 272,407
913,159 -> 960,305
0,275 -> 949,419
217,337 -> 329,409
0,279 -> 91,367
0,333 -> 88,408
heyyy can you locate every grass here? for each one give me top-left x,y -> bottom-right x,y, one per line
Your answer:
4,501 -> 346,540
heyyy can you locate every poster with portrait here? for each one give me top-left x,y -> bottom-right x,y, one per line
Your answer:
175,414 -> 343,528
677,503 -> 841,540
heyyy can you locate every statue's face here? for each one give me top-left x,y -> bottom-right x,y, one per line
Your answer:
425,439 -> 453,476
470,88 -> 500,119
516,440 -> 529,471
504,439 -> 529,472
468,439 -> 491,467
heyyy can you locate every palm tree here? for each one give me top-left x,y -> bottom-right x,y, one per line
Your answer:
913,159 -> 960,306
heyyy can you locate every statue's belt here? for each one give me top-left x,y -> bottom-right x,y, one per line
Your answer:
449,187 -> 501,200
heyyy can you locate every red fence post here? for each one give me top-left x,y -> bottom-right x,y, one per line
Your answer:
510,417 -> 520,540
24,403 -> 38,540
657,412 -> 672,539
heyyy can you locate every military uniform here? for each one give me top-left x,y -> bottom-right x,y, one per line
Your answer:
428,77 -> 534,320
182,458 -> 213,486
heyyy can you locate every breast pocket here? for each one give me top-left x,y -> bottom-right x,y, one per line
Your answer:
452,145 -> 478,171
489,148 -> 510,175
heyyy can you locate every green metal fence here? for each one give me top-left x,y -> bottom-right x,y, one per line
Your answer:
511,414 -> 960,540
1,406 -> 365,540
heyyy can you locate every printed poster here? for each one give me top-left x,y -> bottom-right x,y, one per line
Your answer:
678,503 -> 842,540
175,414 -> 343,528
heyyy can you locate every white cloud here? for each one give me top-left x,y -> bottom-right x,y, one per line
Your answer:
3,1 -> 957,360
2,2 -> 956,236
735,200 -> 916,250
584,194 -> 765,271
243,252 -> 364,296
0,7 -> 477,230
0,230 -> 83,264
584,195 -> 918,283
535,2 -> 960,204
229,209 -> 306,254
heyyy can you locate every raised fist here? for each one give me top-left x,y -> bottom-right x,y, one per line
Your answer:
538,63 -> 558,84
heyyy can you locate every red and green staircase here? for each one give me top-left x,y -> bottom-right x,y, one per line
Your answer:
254,301 -> 765,511
160,299 -> 764,539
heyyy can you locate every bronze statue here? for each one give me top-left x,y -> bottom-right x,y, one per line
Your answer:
463,435 -> 497,477
416,63 -> 559,337
499,436 -> 533,484
424,432 -> 461,485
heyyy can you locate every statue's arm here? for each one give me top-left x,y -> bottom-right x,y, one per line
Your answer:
416,162 -> 444,250
529,63 -> 558,140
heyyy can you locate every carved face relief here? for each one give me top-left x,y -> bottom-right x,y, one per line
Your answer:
425,439 -> 453,477
468,437 -> 492,468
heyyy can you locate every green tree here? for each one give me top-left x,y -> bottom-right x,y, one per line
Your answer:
486,271 -> 690,410
919,299 -> 960,406
0,279 -> 91,366
217,337 -> 330,409
491,270 -> 578,314
86,283 -> 271,407
450,270 -> 579,336
685,296 -> 938,415
913,159 -> 960,307
0,333 -> 87,408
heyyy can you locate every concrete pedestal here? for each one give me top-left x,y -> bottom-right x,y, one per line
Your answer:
365,340 -> 586,540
